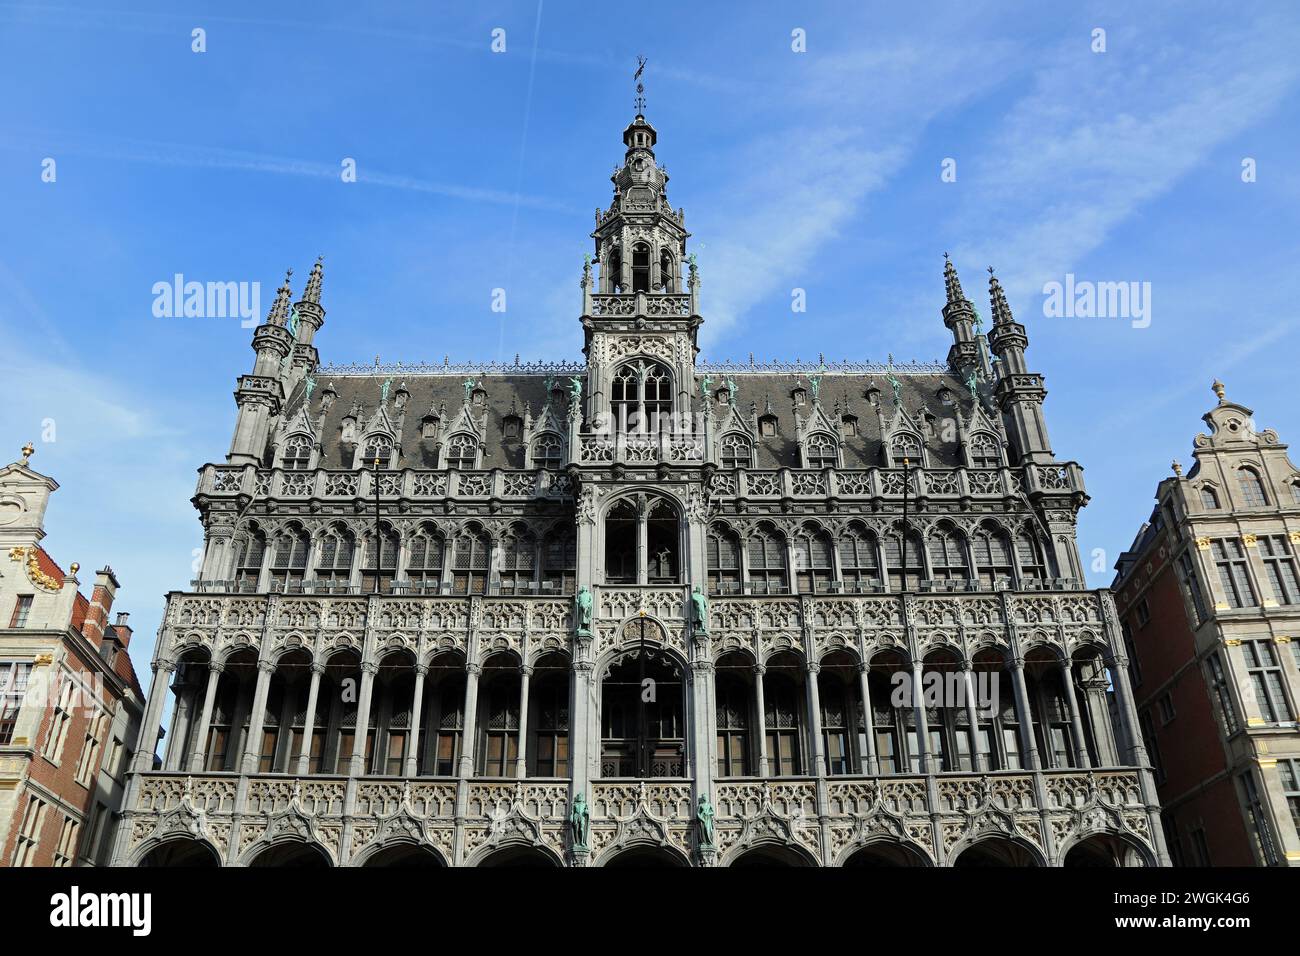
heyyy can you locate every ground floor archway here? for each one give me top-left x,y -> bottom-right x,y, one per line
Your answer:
138,837 -> 221,867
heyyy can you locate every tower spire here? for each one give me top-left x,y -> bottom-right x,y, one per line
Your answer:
267,269 -> 293,326
634,55 -> 647,115
988,266 -> 1015,327
302,255 -> 324,305
985,266 -> 1053,463
942,254 -> 979,374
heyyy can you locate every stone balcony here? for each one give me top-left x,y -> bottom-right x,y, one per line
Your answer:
120,768 -> 1154,867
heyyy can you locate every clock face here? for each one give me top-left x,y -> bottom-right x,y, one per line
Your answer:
0,495 -> 26,526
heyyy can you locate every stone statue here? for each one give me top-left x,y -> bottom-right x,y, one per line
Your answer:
569,376 -> 583,404
690,586 -> 708,634
886,371 -> 903,406
380,375 -> 394,404
462,377 -> 477,404
725,376 -> 738,407
575,586 -> 594,634
965,368 -> 979,400
570,791 -> 590,849
700,373 -> 713,402
305,374 -> 317,401
809,371 -> 823,404
696,794 -> 715,847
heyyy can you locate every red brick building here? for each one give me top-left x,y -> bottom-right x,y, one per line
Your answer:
1113,382 -> 1300,866
0,443 -> 144,865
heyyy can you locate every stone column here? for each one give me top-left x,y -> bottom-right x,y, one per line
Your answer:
1081,669 -> 1119,766
133,660 -> 176,773
350,661 -> 377,776
405,664 -> 428,778
163,672 -> 195,771
570,658 -> 594,792
857,662 -> 878,775
911,659 -> 931,773
240,660 -> 276,775
690,656 -> 715,789
636,502 -> 649,586
961,662 -> 987,772
805,662 -> 825,776
295,662 -> 324,776
458,661 -> 481,778
1010,657 -> 1042,771
1059,658 -> 1090,769
514,664 -> 533,779
754,664 -> 769,777
189,662 -> 224,773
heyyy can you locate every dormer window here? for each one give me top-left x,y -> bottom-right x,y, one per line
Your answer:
937,387 -> 955,405
841,415 -> 858,437
759,415 -> 778,438
471,388 -> 487,408
968,433 -> 1001,469
1291,482 -> 1300,506
806,434 -> 838,470
791,388 -> 807,406
892,434 -> 922,466
362,435 -> 394,469
282,435 -> 313,471
502,415 -> 522,441
715,388 -> 730,406
421,416 -> 439,439
446,434 -> 477,470
532,434 -> 562,469
720,434 -> 753,469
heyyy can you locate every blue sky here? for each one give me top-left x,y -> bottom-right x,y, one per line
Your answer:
1,1 -> 1298,682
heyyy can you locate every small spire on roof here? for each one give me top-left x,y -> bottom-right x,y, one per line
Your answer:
1212,378 -> 1226,403
20,441 -> 34,463
988,267 -> 1015,326
301,256 -> 324,305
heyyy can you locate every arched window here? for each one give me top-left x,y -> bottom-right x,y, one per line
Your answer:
720,433 -> 753,469
1201,486 -> 1220,510
838,524 -> 881,592
282,435 -> 313,471
631,242 -> 651,293
498,524 -> 537,595
885,529 -> 924,592
972,523 -> 1014,589
646,497 -> 680,583
658,249 -> 675,292
892,434 -> 923,466
451,526 -> 490,595
478,657 -> 520,777
819,654 -> 866,775
605,499 -> 638,584
362,434 -> 393,469
707,524 -> 742,595
968,433 -> 1001,469
611,360 -> 673,434
529,656 -> 570,776
794,523 -> 834,594
806,434 -> 838,470
605,246 -> 623,293
747,525 -> 788,594
316,526 -> 354,593
361,524 -> 399,594
763,656 -> 804,777
269,525 -> 309,593
421,663 -> 464,776
715,663 -> 752,777
1239,467 -> 1268,507
928,525 -> 971,583
1015,527 -> 1048,584
531,434 -> 562,469
233,527 -> 266,593
601,637 -> 684,777
541,529 -> 576,594
1029,663 -> 1076,769
407,524 -> 444,593
445,434 -> 477,470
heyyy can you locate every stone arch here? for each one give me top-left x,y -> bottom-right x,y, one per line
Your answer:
355,839 -> 448,868
134,835 -> 222,867
1060,830 -> 1153,867
839,838 -> 932,867
470,841 -> 564,868
724,840 -> 819,867
949,834 -> 1044,867
598,842 -> 692,867
243,837 -> 334,867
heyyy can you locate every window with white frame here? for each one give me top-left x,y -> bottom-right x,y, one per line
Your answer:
74,711 -> 105,787
1212,538 -> 1257,608
8,595 -> 33,628
1206,651 -> 1239,735
0,662 -> 30,745
1277,758 -> 1300,840
1258,535 -> 1300,605
53,816 -> 78,867
1241,639 -> 1293,723
43,675 -> 76,763
14,796 -> 46,866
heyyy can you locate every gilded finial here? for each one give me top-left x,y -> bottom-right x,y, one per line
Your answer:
1211,379 -> 1225,402
1172,459 -> 1182,477
69,562 -> 79,575
20,442 -> 34,463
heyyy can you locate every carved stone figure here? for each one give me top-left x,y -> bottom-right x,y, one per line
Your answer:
690,586 -> 708,634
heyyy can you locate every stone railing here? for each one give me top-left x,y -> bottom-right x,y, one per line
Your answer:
197,465 -> 574,503
703,464 -> 1086,501
588,292 -> 692,318
119,766 -> 1153,867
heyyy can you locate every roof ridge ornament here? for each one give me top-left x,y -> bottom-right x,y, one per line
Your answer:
634,55 -> 647,115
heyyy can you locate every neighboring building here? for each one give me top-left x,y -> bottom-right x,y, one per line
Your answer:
112,104 -> 1167,868
0,443 -> 145,866
1113,382 -> 1300,867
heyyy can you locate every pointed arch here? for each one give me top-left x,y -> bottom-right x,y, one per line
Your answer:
444,433 -> 479,470
406,522 -> 445,593
804,432 -> 839,470
279,433 -> 315,471
232,522 -> 267,593
707,522 -> 743,595
358,433 -> 394,470
497,522 -> 539,595
719,432 -> 754,469
971,520 -> 1014,589
269,522 -> 310,593
794,521 -> 834,594
361,520 -> 399,594
316,523 -> 356,593
528,432 -> 563,469
966,431 -> 1001,469
927,522 -> 971,585
747,522 -> 789,594
450,522 -> 490,595
837,521 -> 882,593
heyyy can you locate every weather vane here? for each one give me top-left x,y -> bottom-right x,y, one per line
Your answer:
634,56 -> 647,114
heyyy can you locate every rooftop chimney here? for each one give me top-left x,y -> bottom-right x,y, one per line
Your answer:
84,566 -> 120,649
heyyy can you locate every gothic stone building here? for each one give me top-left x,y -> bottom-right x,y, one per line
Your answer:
112,110 -> 1168,868
1113,382 -> 1300,866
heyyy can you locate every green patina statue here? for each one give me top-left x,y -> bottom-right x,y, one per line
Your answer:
575,586 -> 594,634
462,377 -> 477,404
690,586 -> 708,634
696,794 -> 715,847
570,791 -> 590,849
725,376 -> 738,407
700,373 -> 713,401
569,376 -> 583,404
380,375 -> 394,404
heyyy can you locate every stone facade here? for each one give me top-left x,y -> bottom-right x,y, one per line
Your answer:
1114,382 -> 1300,866
111,110 -> 1167,868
